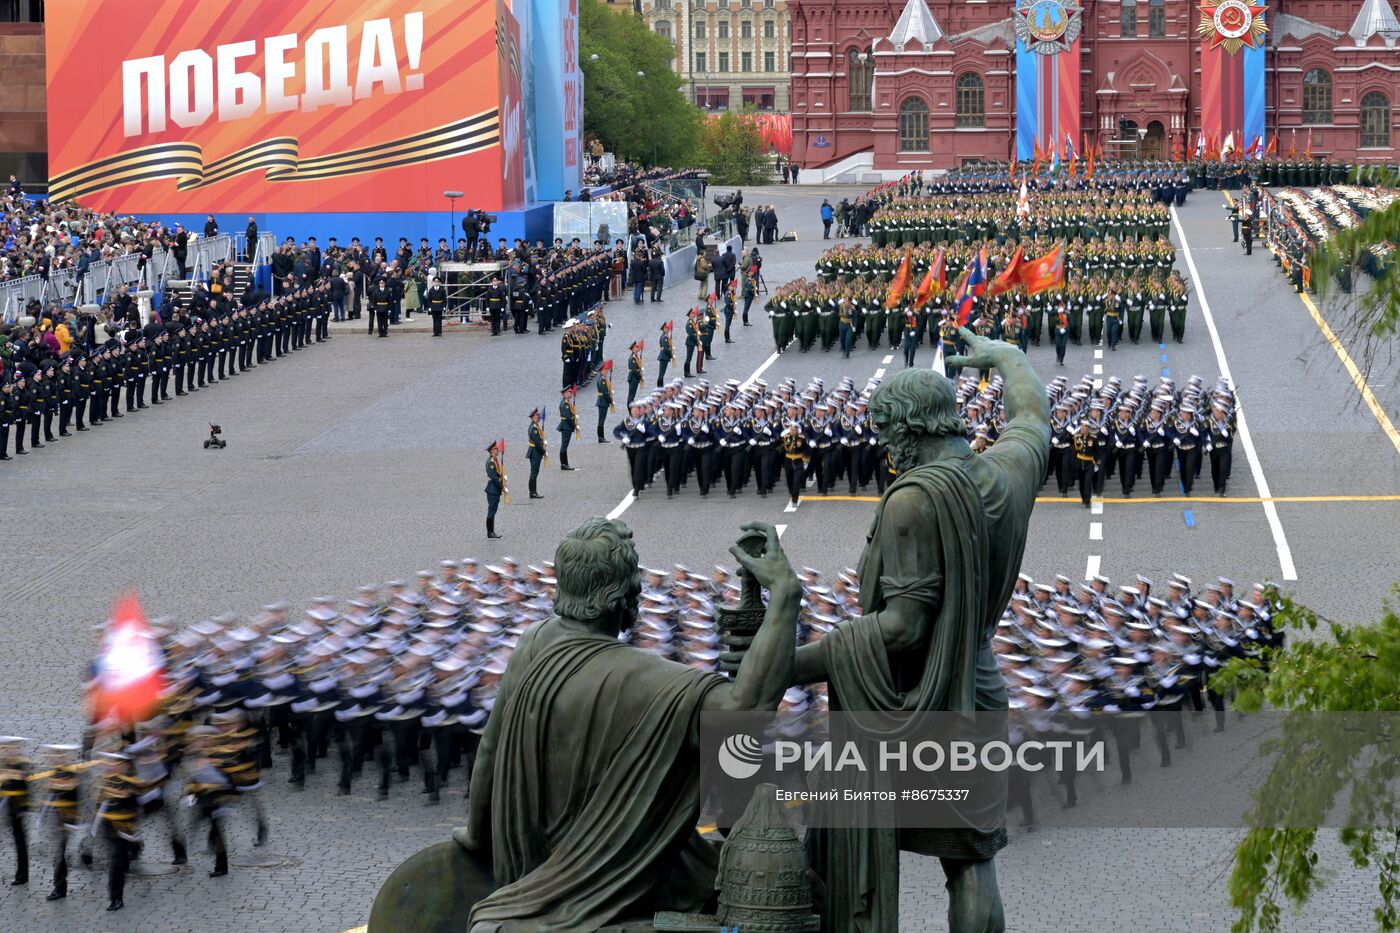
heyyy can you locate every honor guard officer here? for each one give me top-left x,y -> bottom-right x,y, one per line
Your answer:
485,440 -> 507,538
557,386 -> 580,471
526,407 -> 547,499
425,274 -> 448,336
626,340 -> 644,406
595,360 -> 615,443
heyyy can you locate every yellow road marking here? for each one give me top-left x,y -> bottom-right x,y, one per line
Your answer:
1299,290 -> 1400,457
803,494 -> 1400,505
1224,188 -> 1400,457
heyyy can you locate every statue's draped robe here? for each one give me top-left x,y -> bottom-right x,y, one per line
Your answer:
808,421 -> 1049,931
468,621 -> 726,931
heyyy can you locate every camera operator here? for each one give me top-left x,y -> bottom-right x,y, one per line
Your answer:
462,210 -> 479,255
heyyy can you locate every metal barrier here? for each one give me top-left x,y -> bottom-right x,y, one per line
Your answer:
110,252 -> 142,291
1,276 -> 41,322
46,266 -> 81,308
188,234 -> 234,283
145,247 -> 175,290
253,232 -> 276,267
81,259 -> 109,305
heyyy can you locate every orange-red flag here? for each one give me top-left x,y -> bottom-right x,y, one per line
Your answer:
1264,132 -> 1278,159
1086,144 -> 1096,180
884,244 -> 913,309
988,246 -> 1025,297
913,248 -> 945,309
1019,243 -> 1065,296
90,593 -> 165,728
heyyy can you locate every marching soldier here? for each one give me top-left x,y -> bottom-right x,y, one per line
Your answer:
0,735 -> 29,887
780,405 -> 811,506
31,744 -> 90,900
1071,419 -> 1100,508
1207,401 -> 1235,496
1172,405 -> 1203,497
94,751 -> 143,912
183,726 -> 234,878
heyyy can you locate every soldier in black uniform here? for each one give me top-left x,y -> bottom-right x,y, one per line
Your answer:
0,735 -> 29,886
485,275 -> 507,336
1071,419 -> 1100,507
425,275 -> 448,336
780,405 -> 811,506
94,750 -> 142,911
32,743 -> 89,900
183,727 -> 235,878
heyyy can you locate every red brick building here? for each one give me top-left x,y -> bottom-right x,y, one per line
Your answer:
789,0 -> 1399,179
0,18 -> 46,186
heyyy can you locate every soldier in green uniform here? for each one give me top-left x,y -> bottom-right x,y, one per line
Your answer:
768,293 -> 792,353
1168,271 -> 1188,343
656,321 -> 675,386
557,387 -> 579,471
595,359 -> 614,443
838,299 -> 856,359
683,310 -> 702,378
626,341 -> 643,405
485,440 -> 506,539
526,408 -> 547,499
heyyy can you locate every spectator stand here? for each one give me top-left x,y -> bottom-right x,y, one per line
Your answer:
237,231 -> 278,293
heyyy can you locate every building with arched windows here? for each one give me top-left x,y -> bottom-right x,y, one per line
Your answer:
788,0 -> 1399,178
640,0 -> 792,113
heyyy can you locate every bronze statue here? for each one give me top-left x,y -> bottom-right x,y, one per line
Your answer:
794,328 -> 1050,933
370,518 -> 802,932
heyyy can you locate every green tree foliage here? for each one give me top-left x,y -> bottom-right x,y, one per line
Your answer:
579,0 -> 700,166
1213,592 -> 1400,932
696,111 -> 773,185
1308,166 -> 1400,370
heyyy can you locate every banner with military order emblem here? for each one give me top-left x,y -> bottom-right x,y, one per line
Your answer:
1014,0 -> 1082,162
1197,1 -> 1268,151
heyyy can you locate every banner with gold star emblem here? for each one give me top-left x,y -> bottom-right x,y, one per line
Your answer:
1198,1 -> 1267,153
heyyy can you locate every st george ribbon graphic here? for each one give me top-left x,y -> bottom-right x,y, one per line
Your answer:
48,110 -> 500,204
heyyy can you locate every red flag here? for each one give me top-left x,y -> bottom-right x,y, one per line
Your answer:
1085,145 -> 1095,180
987,246 -> 1025,297
884,244 -> 913,310
913,248 -> 944,309
1019,243 -> 1065,296
90,593 -> 164,728
1304,133 -> 1312,160
1067,149 -> 1077,178
1264,132 -> 1278,159
1287,130 -> 1297,160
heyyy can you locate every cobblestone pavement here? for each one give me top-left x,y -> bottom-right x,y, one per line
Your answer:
1,183 -> 1396,932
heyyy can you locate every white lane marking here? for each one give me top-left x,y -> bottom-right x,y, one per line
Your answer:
1090,500 -> 1103,515
882,355 -> 894,365
741,350 -> 782,391
1171,205 -> 1297,580
1084,554 -> 1101,581
775,524 -> 788,539
607,348 -> 782,522
1094,349 -> 1104,360
1092,363 -> 1102,375
1089,522 -> 1103,541
874,368 -> 886,379
784,499 -> 801,513
1092,378 -> 1103,390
